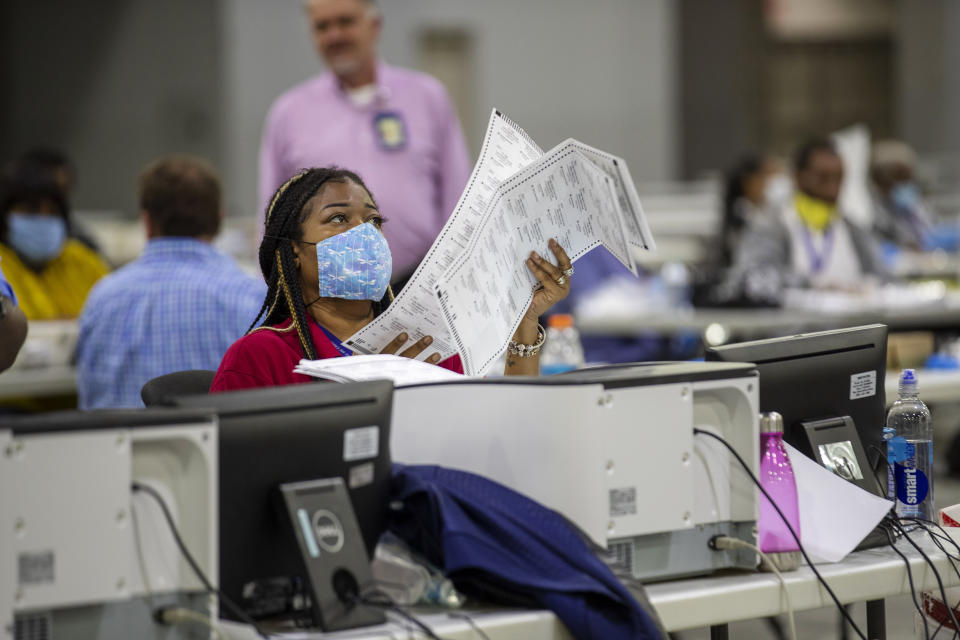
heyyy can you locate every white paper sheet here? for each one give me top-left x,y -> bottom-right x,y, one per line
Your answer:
786,442 -> 893,563
345,110 -> 655,375
294,354 -> 465,387
436,141 -> 649,375
345,110 -> 543,358
567,139 -> 655,251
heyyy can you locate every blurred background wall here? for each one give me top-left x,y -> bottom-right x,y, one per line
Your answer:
1,0 -> 959,222
0,0 -> 224,214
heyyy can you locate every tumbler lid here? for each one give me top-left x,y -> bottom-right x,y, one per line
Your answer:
759,411 -> 784,433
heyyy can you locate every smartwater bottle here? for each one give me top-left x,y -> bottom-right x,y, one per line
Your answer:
882,425 -> 895,500
539,314 -> 585,375
887,369 -> 934,521
758,412 -> 802,570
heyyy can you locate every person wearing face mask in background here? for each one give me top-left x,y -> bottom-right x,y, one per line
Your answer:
211,167 -> 572,391
691,154 -> 790,308
0,158 -> 110,319
869,140 -> 935,252
716,154 -> 790,269
17,147 -> 105,258
722,137 -> 886,304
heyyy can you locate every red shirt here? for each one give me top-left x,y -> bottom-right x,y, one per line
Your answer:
210,317 -> 463,392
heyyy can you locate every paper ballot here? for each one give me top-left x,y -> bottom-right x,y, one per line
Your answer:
345,109 -> 655,376
294,355 -> 464,387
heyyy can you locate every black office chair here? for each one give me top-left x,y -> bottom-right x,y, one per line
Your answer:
141,370 -> 216,407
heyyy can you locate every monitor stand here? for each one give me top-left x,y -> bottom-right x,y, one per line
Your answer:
801,415 -> 885,497
800,415 -> 893,551
279,478 -> 386,631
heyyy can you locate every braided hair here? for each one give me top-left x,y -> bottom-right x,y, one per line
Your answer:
248,167 -> 378,360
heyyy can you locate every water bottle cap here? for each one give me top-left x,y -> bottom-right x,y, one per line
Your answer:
547,313 -> 574,329
899,368 -> 919,395
760,411 -> 784,433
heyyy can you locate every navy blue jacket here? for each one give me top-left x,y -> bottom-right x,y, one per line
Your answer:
389,464 -> 666,640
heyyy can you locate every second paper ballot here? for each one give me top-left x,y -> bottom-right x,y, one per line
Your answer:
345,109 -> 656,376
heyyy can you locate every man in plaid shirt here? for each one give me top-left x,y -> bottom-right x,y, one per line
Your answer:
77,155 -> 265,408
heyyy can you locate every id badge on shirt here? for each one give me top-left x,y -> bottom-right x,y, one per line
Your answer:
373,111 -> 407,152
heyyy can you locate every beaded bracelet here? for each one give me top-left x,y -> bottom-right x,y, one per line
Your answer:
507,324 -> 546,358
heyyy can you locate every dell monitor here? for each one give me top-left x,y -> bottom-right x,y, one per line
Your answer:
174,380 -> 393,627
705,324 -> 888,494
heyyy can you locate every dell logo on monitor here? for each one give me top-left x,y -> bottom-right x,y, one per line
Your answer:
312,510 -> 345,553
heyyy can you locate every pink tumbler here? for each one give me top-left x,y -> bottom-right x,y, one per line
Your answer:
757,412 -> 801,555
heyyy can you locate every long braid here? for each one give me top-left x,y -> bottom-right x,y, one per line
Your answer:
277,248 -> 317,360
244,173 -> 304,334
250,167 -> 375,361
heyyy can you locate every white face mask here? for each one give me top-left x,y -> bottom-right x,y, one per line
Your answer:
764,174 -> 793,207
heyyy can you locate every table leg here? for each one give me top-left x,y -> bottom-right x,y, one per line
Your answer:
709,624 -> 729,640
867,599 -> 886,640
839,604 -> 850,640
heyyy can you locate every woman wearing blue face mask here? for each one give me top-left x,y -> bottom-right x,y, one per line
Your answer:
0,160 -> 110,319
211,167 -> 572,390
869,140 -> 934,251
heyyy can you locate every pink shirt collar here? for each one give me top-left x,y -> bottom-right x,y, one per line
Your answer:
320,61 -> 394,109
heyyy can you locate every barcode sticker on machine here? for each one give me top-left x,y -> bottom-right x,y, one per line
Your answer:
343,426 -> 379,461
850,371 -> 877,400
349,462 -> 375,489
609,487 -> 637,517
18,551 -> 54,585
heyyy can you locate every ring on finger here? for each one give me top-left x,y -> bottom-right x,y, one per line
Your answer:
562,266 -> 575,277
555,275 -> 567,287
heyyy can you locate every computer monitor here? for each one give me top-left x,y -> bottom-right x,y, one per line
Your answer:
174,380 -> 393,622
705,324 -> 888,492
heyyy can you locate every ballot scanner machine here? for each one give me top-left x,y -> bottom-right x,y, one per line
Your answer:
391,361 -> 759,581
0,409 -> 218,640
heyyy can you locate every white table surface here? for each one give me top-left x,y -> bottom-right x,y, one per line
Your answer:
646,537 -> 960,631
0,365 -> 77,400
221,608 -> 573,640
576,305 -> 960,337
222,538 -> 959,638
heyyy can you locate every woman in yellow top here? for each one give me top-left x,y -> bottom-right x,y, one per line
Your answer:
0,162 -> 109,319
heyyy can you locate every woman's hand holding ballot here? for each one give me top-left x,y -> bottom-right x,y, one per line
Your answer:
384,238 -> 572,376
504,237 -> 572,375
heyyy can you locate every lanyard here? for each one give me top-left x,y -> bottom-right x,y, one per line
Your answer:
899,206 -> 929,244
314,321 -> 354,358
800,224 -> 835,274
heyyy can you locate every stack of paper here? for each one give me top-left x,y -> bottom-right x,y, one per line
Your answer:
294,354 -> 465,387
344,109 -> 656,376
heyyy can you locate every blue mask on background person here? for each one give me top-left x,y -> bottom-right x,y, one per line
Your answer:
891,182 -> 921,212
314,222 -> 391,301
7,213 -> 67,265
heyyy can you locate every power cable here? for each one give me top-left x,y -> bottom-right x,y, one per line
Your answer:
131,482 -> 270,639
693,428 -> 868,640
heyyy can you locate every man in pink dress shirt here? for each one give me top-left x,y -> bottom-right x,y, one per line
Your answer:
259,0 -> 471,289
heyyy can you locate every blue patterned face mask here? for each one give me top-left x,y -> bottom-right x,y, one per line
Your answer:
312,222 -> 392,301
7,212 -> 67,265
